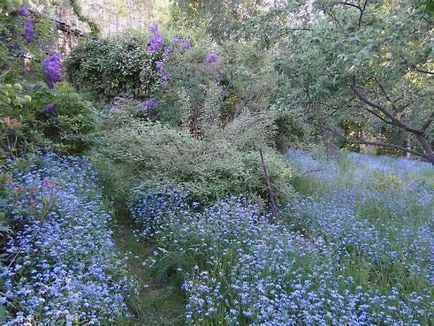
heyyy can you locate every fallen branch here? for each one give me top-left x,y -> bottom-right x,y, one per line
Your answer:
259,148 -> 278,216
299,168 -> 326,176
29,9 -> 85,38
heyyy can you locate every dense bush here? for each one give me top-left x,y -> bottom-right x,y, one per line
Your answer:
73,26 -> 297,208
34,83 -> 95,153
153,39 -> 278,125
95,116 -> 292,205
1,82 -> 95,155
65,34 -> 159,99
0,153 -> 130,324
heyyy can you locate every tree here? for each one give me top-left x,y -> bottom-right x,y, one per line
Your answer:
169,0 -> 268,42
275,0 -> 434,162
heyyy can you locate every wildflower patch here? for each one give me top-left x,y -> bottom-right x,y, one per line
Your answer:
1,154 -> 130,325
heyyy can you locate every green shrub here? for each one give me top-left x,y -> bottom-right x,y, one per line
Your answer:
94,118 -> 293,205
0,82 -> 94,156
66,27 -> 308,153
65,34 -> 159,99
41,83 -> 95,153
154,40 -> 278,127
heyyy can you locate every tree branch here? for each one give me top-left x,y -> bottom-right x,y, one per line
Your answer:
338,2 -> 362,11
415,68 -> 434,75
378,83 -> 399,111
29,9 -> 85,37
349,139 -> 425,158
351,82 -> 424,135
358,0 -> 369,28
304,119 -> 428,160
285,28 -> 313,31
364,106 -> 393,125
338,1 -> 363,12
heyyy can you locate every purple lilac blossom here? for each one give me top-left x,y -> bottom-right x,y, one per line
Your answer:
162,45 -> 174,60
204,52 -> 219,65
161,70 -> 170,82
154,61 -> 170,87
149,22 -> 159,34
147,22 -> 164,54
42,53 -> 62,88
22,19 -> 35,42
17,5 -> 30,16
173,36 -> 192,50
41,103 -> 57,116
145,98 -> 157,109
155,61 -> 164,71
108,96 -> 125,114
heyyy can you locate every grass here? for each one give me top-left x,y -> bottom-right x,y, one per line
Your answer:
112,205 -> 185,325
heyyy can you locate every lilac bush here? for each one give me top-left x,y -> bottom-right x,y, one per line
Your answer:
171,36 -> 192,51
1,153 -> 130,325
144,98 -> 158,109
42,53 -> 62,89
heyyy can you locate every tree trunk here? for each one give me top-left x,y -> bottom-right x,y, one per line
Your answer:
406,135 -> 411,158
416,134 -> 434,164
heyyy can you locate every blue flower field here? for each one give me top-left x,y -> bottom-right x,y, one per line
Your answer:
1,1 -> 434,324
1,154 -> 130,325
132,151 -> 434,325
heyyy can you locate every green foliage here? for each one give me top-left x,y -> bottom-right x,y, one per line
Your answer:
65,30 -> 302,151
94,114 -> 293,205
0,82 -> 31,110
153,40 -> 282,140
41,83 -> 95,153
169,0 -> 268,42
0,1 -> 95,157
275,0 -> 434,157
65,34 -> 159,99
274,113 -> 308,152
0,83 -> 94,157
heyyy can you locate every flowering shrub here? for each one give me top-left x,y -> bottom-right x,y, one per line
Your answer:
203,51 -> 219,65
65,31 -> 179,99
41,103 -> 57,116
0,153 -> 131,324
0,3 -> 94,158
135,152 -> 434,325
